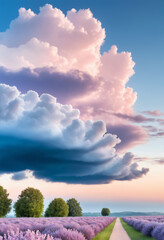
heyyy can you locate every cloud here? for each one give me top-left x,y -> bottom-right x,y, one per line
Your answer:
134,156 -> 164,166
150,131 -> 164,137
157,119 -> 164,126
113,113 -> 155,123
107,124 -> 148,151
0,38 -> 70,71
0,67 -> 148,151
0,5 -> 136,113
0,83 -> 148,184
155,159 -> 164,165
142,124 -> 164,136
144,125 -> 159,133
0,4 -> 156,151
143,110 -> 164,117
0,5 -> 105,76
72,45 -> 136,118
0,66 -> 99,103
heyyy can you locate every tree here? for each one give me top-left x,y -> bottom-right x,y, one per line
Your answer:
0,186 -> 12,217
45,198 -> 68,217
101,208 -> 110,216
14,187 -> 44,217
67,198 -> 82,216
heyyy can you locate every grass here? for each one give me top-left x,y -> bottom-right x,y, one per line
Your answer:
120,218 -> 155,240
92,218 -> 116,240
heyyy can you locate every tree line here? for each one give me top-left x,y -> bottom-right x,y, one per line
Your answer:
0,186 -> 110,217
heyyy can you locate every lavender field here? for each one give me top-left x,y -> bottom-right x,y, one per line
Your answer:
0,217 -> 115,240
122,216 -> 164,240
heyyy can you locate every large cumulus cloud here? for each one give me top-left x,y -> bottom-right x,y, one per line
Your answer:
0,4 -> 149,151
2,4 -> 163,154
0,84 -> 148,184
0,5 -> 105,76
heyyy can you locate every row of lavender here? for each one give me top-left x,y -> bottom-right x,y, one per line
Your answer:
122,216 -> 164,240
0,217 -> 115,240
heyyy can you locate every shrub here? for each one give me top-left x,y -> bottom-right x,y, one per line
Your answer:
0,229 -> 54,240
101,208 -> 110,216
14,187 -> 44,217
45,198 -> 68,217
0,186 -> 12,217
54,228 -> 86,240
67,198 -> 82,217
141,222 -> 157,236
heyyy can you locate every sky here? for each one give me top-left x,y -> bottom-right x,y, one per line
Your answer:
0,0 -> 164,214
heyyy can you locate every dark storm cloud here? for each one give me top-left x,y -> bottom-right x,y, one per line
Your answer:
0,134 -> 148,184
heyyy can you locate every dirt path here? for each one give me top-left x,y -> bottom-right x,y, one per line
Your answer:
109,218 -> 131,240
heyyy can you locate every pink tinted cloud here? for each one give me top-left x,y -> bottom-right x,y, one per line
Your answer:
0,5 -> 136,117
143,110 -> 164,117
0,5 -> 149,151
0,5 -> 105,76
107,124 -> 148,152
72,45 -> 137,118
113,113 -> 155,123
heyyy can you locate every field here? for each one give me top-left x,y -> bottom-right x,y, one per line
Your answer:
1,216 -> 164,240
122,216 -> 164,240
0,217 -> 115,240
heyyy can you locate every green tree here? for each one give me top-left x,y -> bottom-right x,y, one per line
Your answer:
67,198 -> 82,216
101,208 -> 110,216
45,198 -> 68,217
0,186 -> 12,217
14,187 -> 44,217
